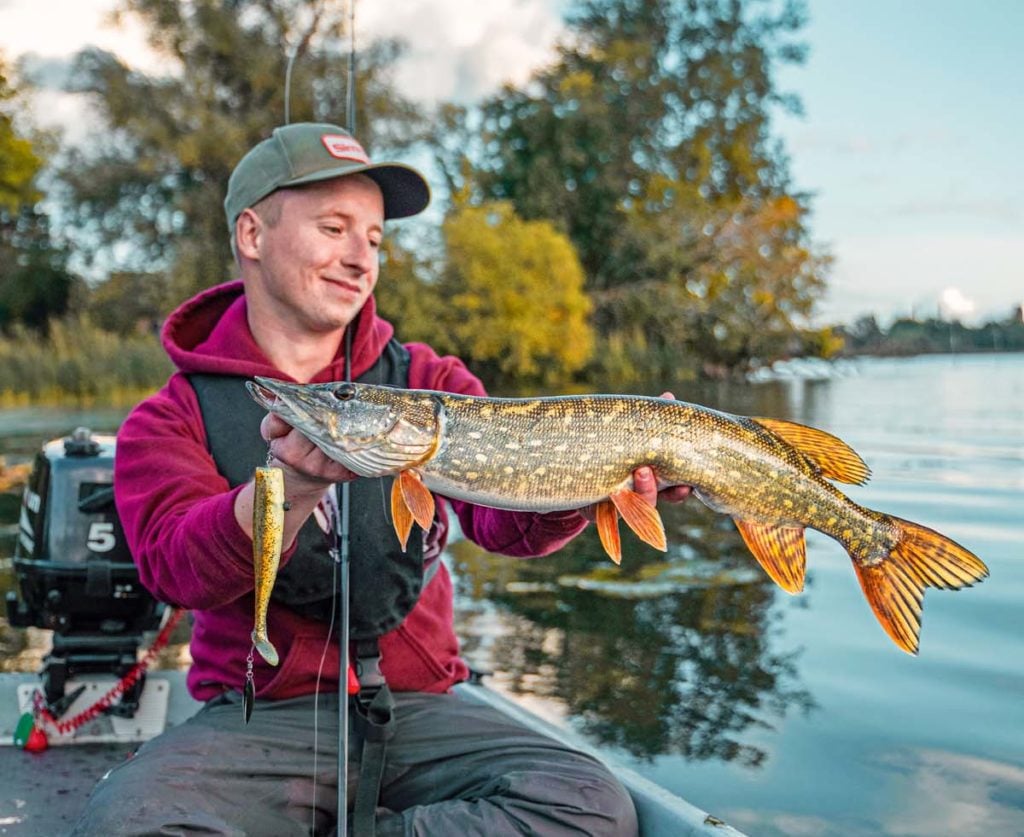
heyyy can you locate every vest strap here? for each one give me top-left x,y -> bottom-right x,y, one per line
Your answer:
352,638 -> 397,837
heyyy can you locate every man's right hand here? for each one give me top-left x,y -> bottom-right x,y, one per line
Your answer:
260,412 -> 359,493
233,413 -> 361,549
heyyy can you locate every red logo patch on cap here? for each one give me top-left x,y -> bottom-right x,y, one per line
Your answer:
321,134 -> 370,164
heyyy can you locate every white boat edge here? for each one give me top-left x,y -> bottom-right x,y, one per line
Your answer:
0,670 -> 744,836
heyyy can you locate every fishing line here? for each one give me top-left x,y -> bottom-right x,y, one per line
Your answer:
311,494 -> 340,836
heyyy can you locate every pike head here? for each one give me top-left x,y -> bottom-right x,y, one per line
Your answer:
246,378 -> 444,477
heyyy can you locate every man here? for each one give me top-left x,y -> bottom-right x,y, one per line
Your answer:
73,122 -> 687,836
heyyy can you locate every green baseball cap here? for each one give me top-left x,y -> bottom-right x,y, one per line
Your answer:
224,122 -> 430,231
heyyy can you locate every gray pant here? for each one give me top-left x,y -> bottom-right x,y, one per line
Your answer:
71,690 -> 638,836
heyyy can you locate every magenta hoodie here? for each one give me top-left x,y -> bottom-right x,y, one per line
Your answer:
114,281 -> 587,701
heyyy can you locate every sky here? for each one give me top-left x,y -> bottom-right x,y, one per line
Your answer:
1,0 -> 1021,326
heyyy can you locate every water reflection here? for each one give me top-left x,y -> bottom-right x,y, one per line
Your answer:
450,500 -> 815,766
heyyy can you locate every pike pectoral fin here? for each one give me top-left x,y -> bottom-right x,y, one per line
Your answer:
610,488 -> 667,552
390,478 -> 415,551
595,501 -> 622,565
751,417 -> 871,485
734,519 -> 807,593
390,470 -> 436,551
399,470 -> 435,530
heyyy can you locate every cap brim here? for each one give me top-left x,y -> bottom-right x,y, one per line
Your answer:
280,161 -> 430,219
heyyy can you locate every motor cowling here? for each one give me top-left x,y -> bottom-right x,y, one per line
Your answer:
7,427 -> 163,635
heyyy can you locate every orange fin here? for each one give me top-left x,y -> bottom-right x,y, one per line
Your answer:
752,417 -> 871,485
734,518 -> 807,593
610,488 -> 667,552
399,469 -> 435,531
595,501 -> 622,565
853,514 -> 989,654
390,478 -> 415,551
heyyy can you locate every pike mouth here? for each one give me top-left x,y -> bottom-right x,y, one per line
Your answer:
246,377 -> 402,454
245,380 -> 280,411
246,378 -> 318,428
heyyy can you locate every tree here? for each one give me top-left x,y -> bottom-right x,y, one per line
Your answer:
58,0 -> 424,303
433,201 -> 594,390
0,54 -> 75,332
0,56 -> 42,213
453,0 -> 825,377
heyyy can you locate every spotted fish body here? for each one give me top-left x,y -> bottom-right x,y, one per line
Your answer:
247,379 -> 988,654
251,465 -> 284,667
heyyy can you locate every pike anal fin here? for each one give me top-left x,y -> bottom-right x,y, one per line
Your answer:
595,501 -> 622,565
734,518 -> 807,594
390,470 -> 436,551
610,488 -> 667,552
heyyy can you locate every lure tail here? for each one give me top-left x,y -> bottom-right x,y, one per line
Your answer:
852,514 -> 989,654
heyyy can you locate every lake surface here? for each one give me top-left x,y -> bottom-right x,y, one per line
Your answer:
2,353 -> 1022,836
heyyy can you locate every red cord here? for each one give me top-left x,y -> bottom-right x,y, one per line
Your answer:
32,608 -> 186,736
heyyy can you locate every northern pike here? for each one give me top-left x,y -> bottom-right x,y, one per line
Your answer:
251,465 -> 285,667
246,379 -> 988,654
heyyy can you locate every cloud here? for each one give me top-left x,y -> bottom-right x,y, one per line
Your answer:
938,287 -> 975,320
360,0 -> 565,103
876,748 -> 1024,837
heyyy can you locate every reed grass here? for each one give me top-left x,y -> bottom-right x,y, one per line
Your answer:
0,317 -> 172,406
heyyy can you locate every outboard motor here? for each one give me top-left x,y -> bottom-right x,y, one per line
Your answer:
5,428 -> 164,716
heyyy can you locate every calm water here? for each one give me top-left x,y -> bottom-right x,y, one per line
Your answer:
1,354 -> 1022,835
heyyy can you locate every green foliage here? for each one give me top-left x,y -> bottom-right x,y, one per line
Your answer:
0,55 -> 42,213
0,54 -> 75,333
0,316 -> 171,405
436,202 -> 594,389
0,206 -> 77,332
84,271 -> 174,335
444,0 -> 824,379
374,238 -> 446,347
58,0 -> 424,301
839,313 -> 1024,357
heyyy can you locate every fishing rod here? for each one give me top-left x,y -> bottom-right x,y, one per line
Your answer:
281,5 -> 359,831
337,4 -> 357,835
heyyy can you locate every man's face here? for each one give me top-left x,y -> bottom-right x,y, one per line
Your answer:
246,174 -> 385,335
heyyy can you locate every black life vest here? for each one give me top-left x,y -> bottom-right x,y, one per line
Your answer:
189,338 -> 426,639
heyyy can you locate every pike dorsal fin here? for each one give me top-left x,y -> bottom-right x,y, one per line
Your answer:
610,488 -> 667,553
751,417 -> 871,485
595,501 -> 622,565
734,518 -> 807,593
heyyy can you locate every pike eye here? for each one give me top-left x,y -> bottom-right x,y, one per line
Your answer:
333,383 -> 356,401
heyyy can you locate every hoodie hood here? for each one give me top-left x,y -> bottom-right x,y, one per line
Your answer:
161,280 -> 395,382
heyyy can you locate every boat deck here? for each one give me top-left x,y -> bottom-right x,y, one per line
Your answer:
0,671 -> 742,836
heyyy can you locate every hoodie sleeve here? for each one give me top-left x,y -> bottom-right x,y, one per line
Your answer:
114,374 -> 272,610
405,344 -> 588,557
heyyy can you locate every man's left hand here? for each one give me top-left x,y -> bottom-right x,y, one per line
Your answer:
580,391 -> 693,520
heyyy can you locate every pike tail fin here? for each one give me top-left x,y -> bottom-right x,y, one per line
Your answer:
251,631 -> 280,667
853,515 -> 988,654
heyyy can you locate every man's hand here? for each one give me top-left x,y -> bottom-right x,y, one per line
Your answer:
233,413 -> 362,549
579,391 -> 693,521
260,412 -> 359,497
